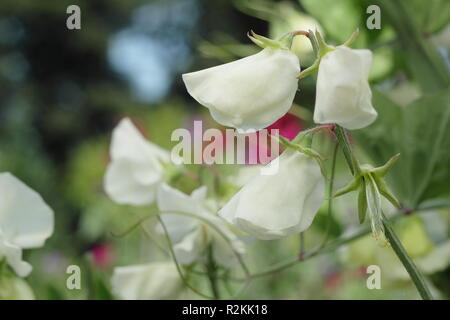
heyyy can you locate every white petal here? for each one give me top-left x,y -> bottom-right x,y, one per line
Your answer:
183,48 -> 300,131
104,118 -> 169,206
110,118 -> 169,163
111,262 -> 181,300
104,159 -> 159,205
173,228 -> 206,265
0,233 -> 32,277
219,150 -> 325,240
210,222 -> 246,268
314,46 -> 377,130
156,184 -> 203,242
0,173 -> 54,249
157,184 -> 246,266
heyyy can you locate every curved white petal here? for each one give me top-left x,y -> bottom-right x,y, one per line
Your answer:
157,184 -> 246,266
0,233 -> 32,277
173,228 -> 206,265
111,262 -> 181,300
0,173 -> 54,249
104,118 -> 169,206
156,184 -> 204,242
219,150 -> 325,240
104,159 -> 159,205
110,118 -> 169,163
314,46 -> 377,130
183,48 -> 300,131
210,221 -> 247,268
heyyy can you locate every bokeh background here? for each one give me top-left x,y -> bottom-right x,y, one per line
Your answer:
0,0 -> 449,299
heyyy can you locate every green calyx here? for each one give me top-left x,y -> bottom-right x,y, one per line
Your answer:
277,135 -> 326,177
297,28 -> 360,80
247,30 -> 290,50
333,154 -> 401,238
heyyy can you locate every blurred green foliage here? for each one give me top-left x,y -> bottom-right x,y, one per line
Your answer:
0,0 -> 448,299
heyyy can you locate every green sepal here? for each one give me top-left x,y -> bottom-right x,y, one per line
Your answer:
372,153 -> 401,178
342,28 -> 360,47
315,30 -> 335,57
333,176 -> 361,198
277,135 -> 326,176
373,175 -> 401,208
247,30 -> 288,50
358,179 -> 367,224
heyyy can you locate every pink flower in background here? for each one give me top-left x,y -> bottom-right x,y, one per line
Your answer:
324,271 -> 342,292
266,113 -> 303,141
91,244 -> 114,269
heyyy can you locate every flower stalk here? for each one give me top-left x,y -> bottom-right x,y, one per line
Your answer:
333,124 -> 433,300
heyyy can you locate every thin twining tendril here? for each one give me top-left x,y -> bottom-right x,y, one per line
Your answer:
112,208 -> 252,298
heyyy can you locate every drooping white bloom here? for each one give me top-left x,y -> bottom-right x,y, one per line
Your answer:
313,46 -> 377,130
156,183 -> 245,267
183,48 -> 300,132
111,262 -> 182,300
0,173 -> 54,277
219,150 -> 325,240
104,118 -> 170,206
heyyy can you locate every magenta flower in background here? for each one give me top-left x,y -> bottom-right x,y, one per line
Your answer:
266,113 -> 303,141
91,244 -> 114,269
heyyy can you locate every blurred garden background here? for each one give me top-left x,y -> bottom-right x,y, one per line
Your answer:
0,0 -> 449,299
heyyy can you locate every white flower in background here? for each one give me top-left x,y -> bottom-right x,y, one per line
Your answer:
156,183 -> 245,267
313,46 -> 377,130
183,48 -> 300,132
269,3 -> 324,59
0,173 -> 54,277
111,262 -> 182,300
104,117 -> 170,206
0,276 -> 35,300
219,150 -> 325,240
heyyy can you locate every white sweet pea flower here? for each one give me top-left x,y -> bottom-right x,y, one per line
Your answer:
183,47 -> 300,132
0,173 -> 54,277
219,150 -> 325,240
313,46 -> 377,130
111,262 -> 182,300
156,183 -> 245,267
104,118 -> 170,206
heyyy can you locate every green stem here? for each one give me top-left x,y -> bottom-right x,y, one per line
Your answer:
334,125 -> 354,175
319,142 -> 339,249
334,124 -> 434,300
206,245 -> 220,299
249,224 -> 372,279
156,215 -> 214,299
382,218 -> 434,300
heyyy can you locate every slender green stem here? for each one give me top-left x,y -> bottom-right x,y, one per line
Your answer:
334,125 -> 354,175
206,245 -> 220,299
156,215 -> 214,299
334,124 -> 434,300
382,218 -> 433,300
249,224 -> 372,279
319,142 -> 339,249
